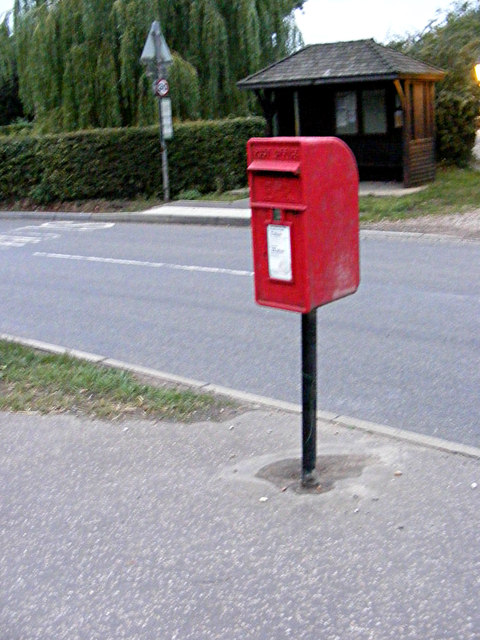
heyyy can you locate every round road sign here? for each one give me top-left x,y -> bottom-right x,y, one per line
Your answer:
154,78 -> 170,98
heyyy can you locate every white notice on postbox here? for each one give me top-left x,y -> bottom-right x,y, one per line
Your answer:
267,224 -> 292,281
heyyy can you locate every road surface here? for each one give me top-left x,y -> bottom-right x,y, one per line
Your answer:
0,219 -> 479,445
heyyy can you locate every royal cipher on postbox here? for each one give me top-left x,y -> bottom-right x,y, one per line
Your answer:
247,137 -> 360,313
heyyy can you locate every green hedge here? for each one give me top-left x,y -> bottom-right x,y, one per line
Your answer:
0,117 -> 266,202
0,122 -> 34,137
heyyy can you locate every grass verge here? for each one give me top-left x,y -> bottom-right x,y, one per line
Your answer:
359,166 -> 480,222
191,189 -> 250,202
0,340 -> 235,422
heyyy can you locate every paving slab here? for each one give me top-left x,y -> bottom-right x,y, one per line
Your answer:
1,407 -> 479,639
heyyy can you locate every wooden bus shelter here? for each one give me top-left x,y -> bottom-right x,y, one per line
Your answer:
238,39 -> 445,187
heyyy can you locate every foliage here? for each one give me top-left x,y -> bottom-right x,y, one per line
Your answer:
168,53 -> 201,121
0,121 -> 32,136
0,17 -> 23,125
393,0 -> 480,165
0,134 -> 40,198
435,88 -> 479,164
0,116 -> 266,202
0,75 -> 23,126
6,0 -> 304,131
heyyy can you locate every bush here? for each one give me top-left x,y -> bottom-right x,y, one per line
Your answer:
435,89 -> 479,166
0,121 -> 33,137
0,116 -> 265,202
0,136 -> 42,199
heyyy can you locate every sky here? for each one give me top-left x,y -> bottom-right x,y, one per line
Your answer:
0,0 -> 458,44
294,0 -> 457,44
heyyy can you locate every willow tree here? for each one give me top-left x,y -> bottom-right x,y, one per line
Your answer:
13,0 -> 304,131
0,16 -> 23,125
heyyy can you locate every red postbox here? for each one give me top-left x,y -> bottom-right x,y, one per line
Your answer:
247,137 -> 359,313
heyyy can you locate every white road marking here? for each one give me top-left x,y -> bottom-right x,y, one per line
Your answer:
0,222 -> 115,249
34,251 -> 254,277
0,234 -> 44,247
9,227 -> 60,239
29,221 -> 115,231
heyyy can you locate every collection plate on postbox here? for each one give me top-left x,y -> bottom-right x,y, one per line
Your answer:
247,137 -> 360,313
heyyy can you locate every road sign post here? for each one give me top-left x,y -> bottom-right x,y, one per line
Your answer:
140,21 -> 173,203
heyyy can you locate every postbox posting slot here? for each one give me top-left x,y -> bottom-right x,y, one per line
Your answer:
248,158 -> 303,210
252,200 -> 306,212
247,160 -> 300,175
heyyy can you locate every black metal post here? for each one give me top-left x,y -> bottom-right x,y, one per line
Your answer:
301,309 -> 318,487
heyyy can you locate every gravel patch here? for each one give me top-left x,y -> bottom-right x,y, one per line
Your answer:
363,209 -> 480,240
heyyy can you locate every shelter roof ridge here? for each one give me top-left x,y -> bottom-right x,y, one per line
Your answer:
237,39 -> 445,90
366,39 -> 398,73
368,39 -> 445,75
238,43 -> 318,84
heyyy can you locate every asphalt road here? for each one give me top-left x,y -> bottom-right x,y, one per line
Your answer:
0,219 -> 479,446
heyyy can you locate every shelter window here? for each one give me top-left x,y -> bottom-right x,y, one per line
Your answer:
335,91 -> 358,134
362,89 -> 387,134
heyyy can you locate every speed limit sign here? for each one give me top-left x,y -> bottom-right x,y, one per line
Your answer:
154,78 -> 170,98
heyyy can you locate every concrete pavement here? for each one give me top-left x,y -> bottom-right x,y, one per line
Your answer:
0,204 -> 251,226
1,401 -> 480,639
1,337 -> 480,639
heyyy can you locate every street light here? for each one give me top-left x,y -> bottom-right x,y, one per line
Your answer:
475,58 -> 480,83
140,21 -> 173,202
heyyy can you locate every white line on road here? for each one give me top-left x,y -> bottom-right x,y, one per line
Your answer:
24,221 -> 115,231
34,251 -> 254,277
0,235 -> 44,247
0,222 -> 114,249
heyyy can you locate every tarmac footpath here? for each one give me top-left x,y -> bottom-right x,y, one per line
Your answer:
1,356 -> 480,639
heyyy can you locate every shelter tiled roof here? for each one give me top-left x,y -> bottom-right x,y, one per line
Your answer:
237,39 -> 445,89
